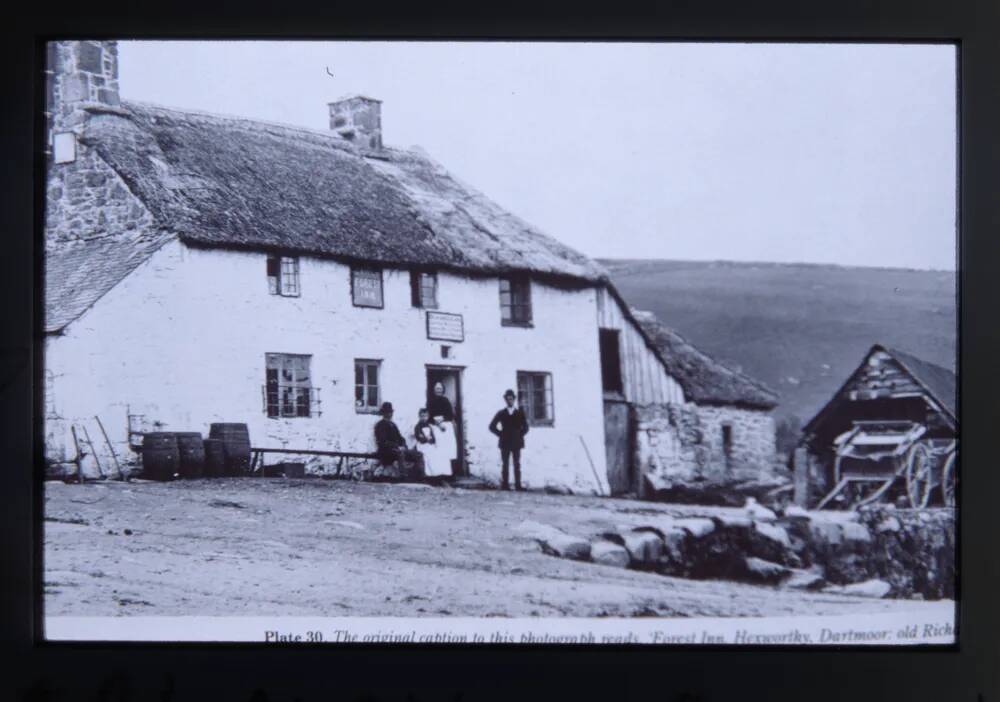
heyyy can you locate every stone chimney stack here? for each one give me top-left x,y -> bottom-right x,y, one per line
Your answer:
45,40 -> 121,135
327,95 -> 382,150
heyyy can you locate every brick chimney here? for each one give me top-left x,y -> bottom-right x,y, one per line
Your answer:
45,40 -> 120,135
327,95 -> 382,150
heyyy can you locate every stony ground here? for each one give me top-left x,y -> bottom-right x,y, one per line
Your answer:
44,477 -> 947,618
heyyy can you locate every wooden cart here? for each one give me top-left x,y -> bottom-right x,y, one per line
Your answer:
816,420 -> 957,510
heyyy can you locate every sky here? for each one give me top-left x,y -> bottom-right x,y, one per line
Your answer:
118,41 -> 957,270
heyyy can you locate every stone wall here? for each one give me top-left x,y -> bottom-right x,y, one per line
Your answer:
45,142 -> 157,246
635,402 -> 783,505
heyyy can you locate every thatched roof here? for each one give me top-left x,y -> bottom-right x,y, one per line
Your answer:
631,309 -> 780,410
83,101 -> 606,278
45,100 -> 607,334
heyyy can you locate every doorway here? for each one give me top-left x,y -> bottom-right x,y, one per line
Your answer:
604,399 -> 634,496
425,366 -> 466,476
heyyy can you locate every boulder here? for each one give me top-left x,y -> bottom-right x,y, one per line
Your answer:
809,519 -> 844,547
753,521 -> 792,550
783,504 -> 811,520
743,557 -> 790,584
744,497 -> 777,522
590,540 -> 631,568
514,521 -> 591,561
825,579 -> 892,599
875,516 -> 902,534
782,568 -> 826,591
621,530 -> 665,567
715,514 -> 753,529
841,521 -> 873,546
675,517 -> 716,539
660,526 -> 689,562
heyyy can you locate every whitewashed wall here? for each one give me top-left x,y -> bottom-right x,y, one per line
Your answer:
595,287 -> 685,406
45,240 -> 610,493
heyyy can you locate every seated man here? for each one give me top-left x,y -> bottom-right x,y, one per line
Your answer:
373,401 -> 423,478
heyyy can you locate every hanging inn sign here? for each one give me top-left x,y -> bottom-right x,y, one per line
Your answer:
426,311 -> 465,342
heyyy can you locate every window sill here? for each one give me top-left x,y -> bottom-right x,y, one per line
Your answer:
527,421 -> 554,428
355,408 -> 382,415
501,320 -> 534,328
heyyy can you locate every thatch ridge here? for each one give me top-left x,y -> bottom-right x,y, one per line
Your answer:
79,101 -> 607,282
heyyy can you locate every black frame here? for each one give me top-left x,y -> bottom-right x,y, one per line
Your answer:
11,8 -> 997,702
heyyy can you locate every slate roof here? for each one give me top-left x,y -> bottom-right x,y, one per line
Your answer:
802,344 -> 957,434
631,309 -> 780,410
883,346 -> 957,420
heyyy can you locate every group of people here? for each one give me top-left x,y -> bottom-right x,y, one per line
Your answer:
373,384 -> 530,490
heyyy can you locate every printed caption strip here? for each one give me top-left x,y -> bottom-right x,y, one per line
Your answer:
47,603 -> 955,645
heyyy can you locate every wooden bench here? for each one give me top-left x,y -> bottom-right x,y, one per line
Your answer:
249,447 -> 378,478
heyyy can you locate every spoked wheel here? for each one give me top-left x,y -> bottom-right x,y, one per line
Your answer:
940,449 -> 957,508
904,442 -> 934,508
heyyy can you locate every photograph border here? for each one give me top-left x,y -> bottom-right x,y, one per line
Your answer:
4,1 -> 997,699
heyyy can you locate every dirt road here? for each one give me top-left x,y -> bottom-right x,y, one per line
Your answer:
44,478 -> 947,618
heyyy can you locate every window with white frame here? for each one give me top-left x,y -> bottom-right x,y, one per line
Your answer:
351,267 -> 384,308
516,371 -> 553,426
266,255 -> 300,297
410,270 -> 438,309
354,359 -> 382,413
264,353 -> 316,418
500,275 -> 532,326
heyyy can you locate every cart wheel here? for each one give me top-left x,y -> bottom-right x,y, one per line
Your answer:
941,449 -> 957,508
905,442 -> 933,508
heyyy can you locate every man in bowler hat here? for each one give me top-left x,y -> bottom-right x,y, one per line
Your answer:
488,389 -> 529,490
373,401 -> 423,476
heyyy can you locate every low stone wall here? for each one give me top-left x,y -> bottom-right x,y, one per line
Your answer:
522,504 -> 955,600
635,403 -> 786,506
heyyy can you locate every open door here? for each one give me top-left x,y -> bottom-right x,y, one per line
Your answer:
426,366 -> 466,476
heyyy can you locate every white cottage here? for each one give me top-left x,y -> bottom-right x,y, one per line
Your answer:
42,40 -> 774,495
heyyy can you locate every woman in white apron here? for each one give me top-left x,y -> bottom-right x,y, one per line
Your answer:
414,408 -> 450,478
427,382 -> 458,476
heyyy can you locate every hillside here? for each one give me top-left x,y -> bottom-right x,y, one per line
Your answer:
599,259 -> 957,427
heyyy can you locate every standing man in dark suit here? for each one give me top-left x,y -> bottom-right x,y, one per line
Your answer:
488,389 -> 529,491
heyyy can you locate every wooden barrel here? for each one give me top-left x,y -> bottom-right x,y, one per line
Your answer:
203,439 -> 226,477
209,423 -> 251,476
176,432 -> 206,479
141,433 -> 179,481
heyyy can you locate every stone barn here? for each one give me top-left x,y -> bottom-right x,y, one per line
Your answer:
627,310 -> 782,504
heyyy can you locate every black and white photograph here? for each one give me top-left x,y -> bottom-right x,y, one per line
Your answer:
40,40 -> 957,645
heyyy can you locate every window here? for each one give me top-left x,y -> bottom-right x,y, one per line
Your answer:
410,270 -> 438,309
351,267 -> 383,308
722,424 -> 734,468
355,359 -> 381,413
517,371 -> 554,426
499,276 -> 532,326
598,328 -> 623,394
266,255 -> 300,297
264,353 -> 317,418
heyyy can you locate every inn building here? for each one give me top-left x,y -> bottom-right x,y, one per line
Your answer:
42,40 -> 778,494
